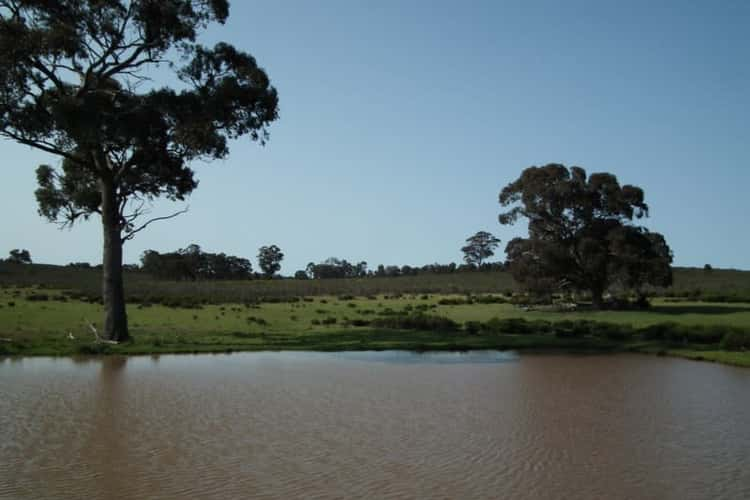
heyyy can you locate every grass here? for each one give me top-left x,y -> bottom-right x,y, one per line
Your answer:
1,284 -> 749,367
3,262 -> 750,303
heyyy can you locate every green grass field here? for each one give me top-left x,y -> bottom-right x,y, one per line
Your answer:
3,262 -> 750,303
2,283 -> 749,367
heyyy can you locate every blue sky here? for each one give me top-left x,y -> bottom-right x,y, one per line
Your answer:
1,0 -> 748,272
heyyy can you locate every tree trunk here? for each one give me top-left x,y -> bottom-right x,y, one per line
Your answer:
100,177 -> 129,342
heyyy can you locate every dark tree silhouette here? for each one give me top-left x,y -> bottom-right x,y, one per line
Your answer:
7,249 -> 32,264
0,1 -> 279,341
461,231 -> 501,267
258,245 -> 283,278
141,245 -> 253,281
305,257 -> 368,279
499,164 -> 672,308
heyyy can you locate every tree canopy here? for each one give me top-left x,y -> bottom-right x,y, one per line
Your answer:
305,258 -> 368,279
6,249 -> 32,264
257,244 -> 283,278
141,244 -> 253,281
0,1 -> 279,340
499,164 -> 672,307
461,231 -> 501,267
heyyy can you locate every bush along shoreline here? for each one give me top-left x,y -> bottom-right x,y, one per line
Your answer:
1,308 -> 749,367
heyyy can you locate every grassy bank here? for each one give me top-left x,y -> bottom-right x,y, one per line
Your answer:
1,285 -> 749,367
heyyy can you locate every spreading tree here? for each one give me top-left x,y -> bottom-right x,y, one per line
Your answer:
499,164 -> 672,308
7,248 -> 32,264
461,231 -> 501,267
0,1 -> 279,341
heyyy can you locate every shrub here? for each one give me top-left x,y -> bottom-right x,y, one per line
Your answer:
438,297 -> 471,306
349,319 -> 370,327
464,321 -> 482,335
721,330 -> 750,351
232,331 -> 255,338
371,314 -> 459,332
482,317 -> 541,335
641,322 -> 681,341
589,322 -> 633,340
684,325 -> 728,344
553,320 -> 591,338
321,317 -> 337,325
472,294 -> 506,304
26,293 -> 50,301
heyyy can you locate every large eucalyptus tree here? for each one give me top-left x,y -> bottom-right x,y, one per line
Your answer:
0,1 -> 279,340
499,164 -> 672,308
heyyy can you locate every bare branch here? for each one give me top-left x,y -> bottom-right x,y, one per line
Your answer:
122,207 -> 190,242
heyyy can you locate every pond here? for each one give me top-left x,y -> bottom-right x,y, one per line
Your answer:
1,352 -> 748,499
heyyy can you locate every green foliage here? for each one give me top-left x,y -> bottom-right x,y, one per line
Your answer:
0,1 -> 279,341
141,244 -> 253,280
499,164 -> 672,307
720,331 -> 750,351
464,321 -> 482,335
641,322 -> 731,344
461,231 -> 501,267
371,314 -> 459,332
307,258 -> 368,279
1,1 -> 279,230
257,245 -> 284,277
6,249 -> 32,264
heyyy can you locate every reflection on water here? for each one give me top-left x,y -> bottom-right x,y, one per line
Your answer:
1,352 -> 749,500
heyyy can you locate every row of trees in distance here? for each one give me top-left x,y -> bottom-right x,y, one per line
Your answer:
135,246 -> 505,281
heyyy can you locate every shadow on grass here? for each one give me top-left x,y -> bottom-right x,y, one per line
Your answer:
649,304 -> 750,315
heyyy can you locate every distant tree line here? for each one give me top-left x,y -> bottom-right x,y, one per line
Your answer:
297,257 -> 504,280
48,245 -> 506,281
140,244 -> 254,281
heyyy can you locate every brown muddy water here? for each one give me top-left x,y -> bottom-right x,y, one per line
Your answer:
1,352 -> 749,500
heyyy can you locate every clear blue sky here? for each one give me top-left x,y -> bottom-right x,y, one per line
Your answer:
1,0 -> 748,272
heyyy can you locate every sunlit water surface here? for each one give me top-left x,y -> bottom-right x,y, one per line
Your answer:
1,351 -> 749,499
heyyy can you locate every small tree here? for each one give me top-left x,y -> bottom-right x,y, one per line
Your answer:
258,245 -> 283,278
7,249 -> 32,264
461,231 -> 501,267
0,2 -> 279,341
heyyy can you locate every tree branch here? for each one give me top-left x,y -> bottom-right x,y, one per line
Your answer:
122,207 -> 189,242
0,131 -> 80,162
